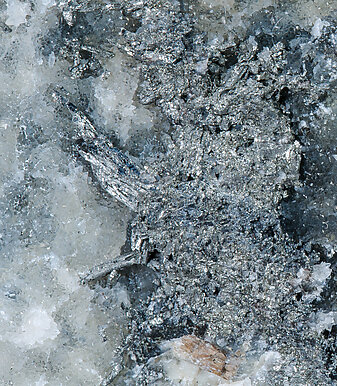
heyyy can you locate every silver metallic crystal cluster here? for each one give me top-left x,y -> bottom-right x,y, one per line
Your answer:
56,1 -> 337,384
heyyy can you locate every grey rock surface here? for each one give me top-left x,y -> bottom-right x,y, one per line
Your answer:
1,0 -> 336,384
60,1 -> 336,384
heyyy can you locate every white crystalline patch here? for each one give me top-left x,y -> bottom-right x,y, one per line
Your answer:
251,351 -> 281,377
5,0 -> 31,27
0,121 -> 21,180
56,268 -> 79,292
39,0 -> 56,9
195,59 -> 209,74
48,51 -> 56,67
330,33 -> 337,46
317,103 -> 332,115
158,337 -> 280,386
12,307 -> 59,347
312,262 -> 332,285
293,262 -> 331,302
294,263 -> 332,287
92,53 -> 154,145
201,0 -> 235,9
48,254 -> 80,293
0,4 -> 127,384
164,359 -> 200,384
311,18 -> 330,39
35,375 -> 47,386
163,358 -> 251,386
67,349 -> 104,383
296,268 -> 310,282
312,312 -> 337,334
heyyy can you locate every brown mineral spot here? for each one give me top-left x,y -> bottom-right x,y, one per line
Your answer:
179,335 -> 228,376
167,335 -> 242,380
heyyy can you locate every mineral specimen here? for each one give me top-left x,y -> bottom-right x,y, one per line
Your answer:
0,0 -> 336,385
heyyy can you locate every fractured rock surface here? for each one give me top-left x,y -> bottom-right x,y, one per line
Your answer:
0,0 -> 336,385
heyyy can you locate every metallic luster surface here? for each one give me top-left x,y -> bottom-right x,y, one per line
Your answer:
54,1 -> 337,384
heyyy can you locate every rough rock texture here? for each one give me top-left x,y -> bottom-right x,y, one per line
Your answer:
58,1 -> 337,384
1,0 -> 336,385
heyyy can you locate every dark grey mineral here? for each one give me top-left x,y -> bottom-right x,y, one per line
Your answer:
63,1 -> 337,385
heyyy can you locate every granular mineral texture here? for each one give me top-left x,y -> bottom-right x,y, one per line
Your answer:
0,0 -> 336,385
